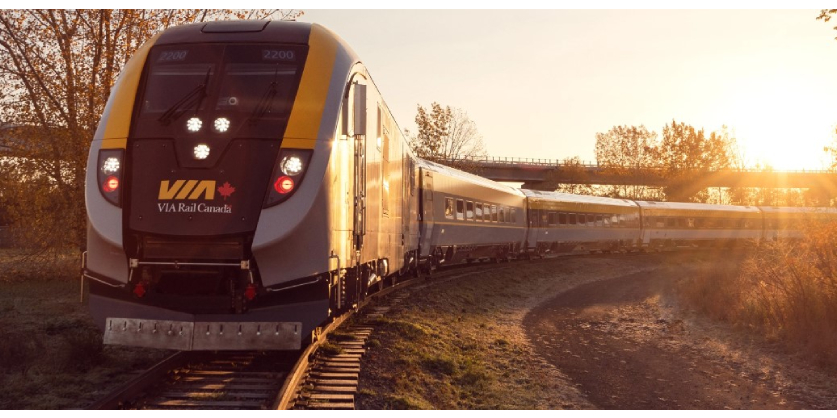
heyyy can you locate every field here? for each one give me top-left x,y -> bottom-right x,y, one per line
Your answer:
355,251 -> 837,409
0,250 -> 169,409
3,246 -> 837,409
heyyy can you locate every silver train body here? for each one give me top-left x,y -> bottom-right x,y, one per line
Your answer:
83,21 -> 836,351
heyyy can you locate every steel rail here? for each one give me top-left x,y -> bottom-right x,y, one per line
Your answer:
88,351 -> 189,410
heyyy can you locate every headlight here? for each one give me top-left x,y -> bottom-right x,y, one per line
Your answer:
97,149 -> 124,207
186,117 -> 202,132
193,144 -> 210,160
101,157 -> 120,175
214,117 -> 230,133
263,149 -> 312,208
280,155 -> 303,176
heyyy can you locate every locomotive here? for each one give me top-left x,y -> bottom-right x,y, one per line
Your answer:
83,20 -> 837,351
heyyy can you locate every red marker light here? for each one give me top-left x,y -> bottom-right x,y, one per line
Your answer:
245,284 -> 257,301
274,176 -> 294,194
103,176 -> 119,192
133,283 -> 146,298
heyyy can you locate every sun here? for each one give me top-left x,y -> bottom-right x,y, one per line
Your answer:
721,74 -> 835,171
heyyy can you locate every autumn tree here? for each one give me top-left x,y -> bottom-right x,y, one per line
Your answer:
594,125 -> 660,200
817,9 -> 837,39
655,121 -> 740,202
0,9 -> 300,251
536,156 -> 593,195
407,102 -> 486,169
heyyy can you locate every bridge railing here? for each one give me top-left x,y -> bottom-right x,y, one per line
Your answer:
441,155 -> 834,174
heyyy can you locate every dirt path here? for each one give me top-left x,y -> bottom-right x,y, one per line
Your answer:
524,268 -> 836,409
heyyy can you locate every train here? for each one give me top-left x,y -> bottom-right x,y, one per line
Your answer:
82,20 -> 837,351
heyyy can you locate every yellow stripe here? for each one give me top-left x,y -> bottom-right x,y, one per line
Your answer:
280,137 -> 317,150
284,24 -> 338,143
101,32 -> 162,149
101,138 -> 127,149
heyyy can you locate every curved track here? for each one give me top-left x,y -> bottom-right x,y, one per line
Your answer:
89,258 -> 507,410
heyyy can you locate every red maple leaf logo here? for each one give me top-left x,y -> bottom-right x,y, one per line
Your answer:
218,182 -> 236,200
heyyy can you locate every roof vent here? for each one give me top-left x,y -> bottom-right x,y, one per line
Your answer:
202,20 -> 269,33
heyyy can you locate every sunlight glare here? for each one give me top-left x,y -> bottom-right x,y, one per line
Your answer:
724,73 -> 834,171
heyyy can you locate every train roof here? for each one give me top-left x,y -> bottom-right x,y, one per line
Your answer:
155,20 -> 315,45
520,189 -> 637,208
758,206 -> 837,215
636,200 -> 761,213
416,158 -> 524,196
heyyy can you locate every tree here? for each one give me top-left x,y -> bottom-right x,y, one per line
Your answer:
656,121 -> 739,202
541,156 -> 595,195
407,102 -> 486,169
817,9 -> 837,39
594,125 -> 660,200
0,9 -> 300,251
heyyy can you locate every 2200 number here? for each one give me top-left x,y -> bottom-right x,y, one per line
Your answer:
262,49 -> 295,61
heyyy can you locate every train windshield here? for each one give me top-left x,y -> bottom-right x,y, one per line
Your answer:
133,43 -> 308,138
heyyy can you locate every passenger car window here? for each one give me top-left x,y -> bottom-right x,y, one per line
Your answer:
445,198 -> 454,220
475,203 -> 483,221
456,199 -> 464,221
466,201 -> 474,221
491,205 -> 498,222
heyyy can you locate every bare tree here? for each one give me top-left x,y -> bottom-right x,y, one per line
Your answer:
0,9 -> 300,251
407,102 -> 486,169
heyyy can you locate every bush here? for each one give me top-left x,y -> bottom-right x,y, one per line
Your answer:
679,223 -> 837,367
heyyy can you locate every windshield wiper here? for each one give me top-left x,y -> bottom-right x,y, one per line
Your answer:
158,68 -> 212,126
248,64 -> 281,125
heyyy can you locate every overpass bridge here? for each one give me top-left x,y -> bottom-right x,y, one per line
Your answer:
444,156 -> 837,197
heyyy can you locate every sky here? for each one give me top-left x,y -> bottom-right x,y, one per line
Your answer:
298,9 -> 837,171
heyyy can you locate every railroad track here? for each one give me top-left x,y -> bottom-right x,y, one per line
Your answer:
87,253 -> 595,410
89,351 -> 298,409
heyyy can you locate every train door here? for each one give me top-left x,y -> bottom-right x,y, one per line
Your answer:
341,80 -> 367,309
352,84 -> 367,256
419,170 -> 434,262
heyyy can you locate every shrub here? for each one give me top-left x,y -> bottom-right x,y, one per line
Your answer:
679,223 -> 837,367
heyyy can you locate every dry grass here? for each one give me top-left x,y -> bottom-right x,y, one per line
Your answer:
678,225 -> 837,368
0,249 -> 170,409
355,256 -> 660,409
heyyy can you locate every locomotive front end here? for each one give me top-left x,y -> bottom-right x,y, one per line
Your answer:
84,21 -> 344,351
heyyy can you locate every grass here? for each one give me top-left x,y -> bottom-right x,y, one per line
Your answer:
355,282 -> 525,409
677,225 -> 837,369
353,258 -> 659,410
0,248 -> 171,409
